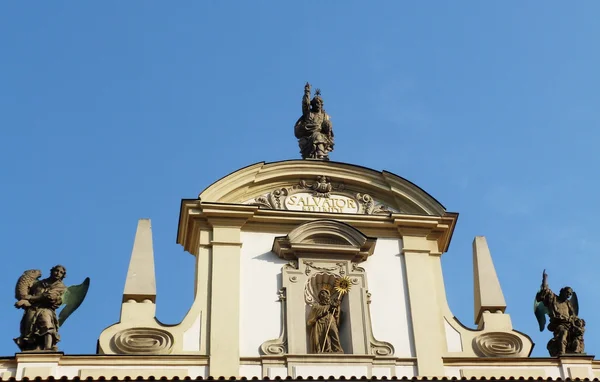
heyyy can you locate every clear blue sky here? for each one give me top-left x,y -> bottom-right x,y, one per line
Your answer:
1,2 -> 599,358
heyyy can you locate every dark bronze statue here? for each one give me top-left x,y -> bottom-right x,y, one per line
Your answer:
307,288 -> 343,353
294,82 -> 334,160
534,270 -> 585,356
14,265 -> 90,351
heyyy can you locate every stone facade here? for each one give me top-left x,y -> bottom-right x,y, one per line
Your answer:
1,160 -> 596,380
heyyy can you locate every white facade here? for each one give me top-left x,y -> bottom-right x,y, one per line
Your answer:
2,160 -> 592,380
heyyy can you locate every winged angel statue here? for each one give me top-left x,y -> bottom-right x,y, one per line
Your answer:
13,265 -> 90,351
534,270 -> 585,356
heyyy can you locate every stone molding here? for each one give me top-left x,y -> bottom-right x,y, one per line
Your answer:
472,332 -> 523,357
1,352 -> 598,379
112,327 -> 174,355
196,160 -> 446,216
178,202 -> 458,257
261,220 -> 394,357
273,219 -> 377,262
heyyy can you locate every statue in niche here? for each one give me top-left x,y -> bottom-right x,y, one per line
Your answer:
308,288 -> 343,353
534,270 -> 585,356
294,82 -> 334,160
14,265 -> 90,351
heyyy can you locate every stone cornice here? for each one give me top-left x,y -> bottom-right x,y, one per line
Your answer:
177,201 -> 458,256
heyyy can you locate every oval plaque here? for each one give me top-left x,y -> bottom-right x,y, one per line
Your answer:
284,192 -> 359,213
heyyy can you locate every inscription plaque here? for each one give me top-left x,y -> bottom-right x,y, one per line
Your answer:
284,193 -> 359,213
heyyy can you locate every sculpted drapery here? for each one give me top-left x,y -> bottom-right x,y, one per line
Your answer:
14,265 -> 67,351
535,270 -> 585,356
307,289 -> 343,353
294,83 -> 334,160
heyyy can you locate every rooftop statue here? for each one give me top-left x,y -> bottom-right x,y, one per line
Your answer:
14,265 -> 90,351
534,270 -> 585,356
294,82 -> 334,160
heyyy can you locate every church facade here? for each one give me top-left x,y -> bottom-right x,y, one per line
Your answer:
0,159 -> 597,380
0,85 -> 595,380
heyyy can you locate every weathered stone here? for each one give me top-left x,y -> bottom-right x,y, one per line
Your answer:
534,270 -> 585,356
294,83 -> 334,160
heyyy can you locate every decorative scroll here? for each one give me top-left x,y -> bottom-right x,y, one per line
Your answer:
260,337 -> 287,355
363,289 -> 395,356
248,176 -> 396,215
112,328 -> 174,355
370,338 -> 395,356
260,288 -> 288,355
352,262 -> 365,273
473,332 -> 523,357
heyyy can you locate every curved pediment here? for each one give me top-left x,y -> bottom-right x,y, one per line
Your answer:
198,160 -> 446,216
273,219 -> 377,262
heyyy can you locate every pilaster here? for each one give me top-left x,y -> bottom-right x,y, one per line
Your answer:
196,228 -> 211,354
206,216 -> 251,378
400,229 -> 445,377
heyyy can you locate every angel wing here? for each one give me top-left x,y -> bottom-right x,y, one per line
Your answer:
571,292 -> 579,316
58,277 -> 90,327
533,291 -> 549,332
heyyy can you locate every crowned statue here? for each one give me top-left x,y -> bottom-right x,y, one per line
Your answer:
294,82 -> 334,160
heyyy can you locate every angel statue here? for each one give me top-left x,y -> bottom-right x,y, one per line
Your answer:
534,269 -> 585,356
294,82 -> 334,160
13,265 -> 90,351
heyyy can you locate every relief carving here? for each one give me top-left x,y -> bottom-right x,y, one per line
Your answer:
370,339 -> 395,356
249,176 -> 395,215
262,220 -> 395,357
112,328 -> 174,355
303,260 -> 344,277
473,332 -> 523,357
352,262 -> 365,273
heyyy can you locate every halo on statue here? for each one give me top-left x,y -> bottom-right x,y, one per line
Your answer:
334,276 -> 352,296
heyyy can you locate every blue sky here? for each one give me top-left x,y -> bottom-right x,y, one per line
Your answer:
1,2 -> 599,358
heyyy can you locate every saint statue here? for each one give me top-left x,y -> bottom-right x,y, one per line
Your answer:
294,82 -> 334,160
14,265 -> 90,351
307,288 -> 343,353
534,270 -> 585,356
